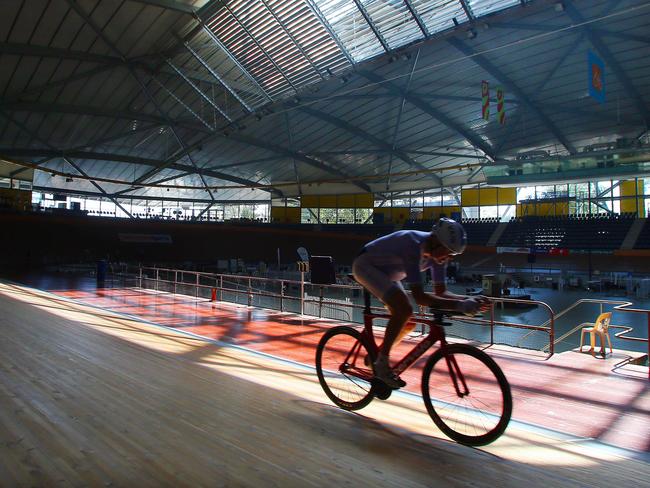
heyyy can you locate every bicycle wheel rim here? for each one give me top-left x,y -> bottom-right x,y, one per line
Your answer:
316,327 -> 375,411
422,344 -> 512,446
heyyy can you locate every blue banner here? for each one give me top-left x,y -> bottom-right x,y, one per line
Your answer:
588,50 -> 605,104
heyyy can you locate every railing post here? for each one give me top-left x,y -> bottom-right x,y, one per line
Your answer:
550,314 -> 555,355
219,275 -> 223,301
156,268 -> 159,291
318,286 -> 324,318
490,302 -> 495,347
139,266 -> 142,289
196,273 -> 199,298
300,271 -> 305,316
248,278 -> 252,307
280,280 -> 284,312
174,271 -> 178,294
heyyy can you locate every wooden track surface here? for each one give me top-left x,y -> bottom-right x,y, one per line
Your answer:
0,282 -> 648,487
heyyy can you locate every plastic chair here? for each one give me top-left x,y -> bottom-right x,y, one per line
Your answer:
579,312 -> 613,357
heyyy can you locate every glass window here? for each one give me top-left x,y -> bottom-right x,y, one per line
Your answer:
499,205 -> 515,221
301,208 -> 318,223
355,208 -> 372,224
481,205 -> 498,219
337,208 -> 355,223
535,185 -> 555,199
238,205 -> 254,220
516,186 -> 535,203
463,206 -> 479,219
391,197 -> 410,207
410,193 -> 424,208
224,204 -> 239,220
253,203 -> 268,221
374,197 -> 389,207
319,208 -> 337,223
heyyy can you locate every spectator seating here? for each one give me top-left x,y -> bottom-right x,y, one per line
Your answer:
497,213 -> 636,250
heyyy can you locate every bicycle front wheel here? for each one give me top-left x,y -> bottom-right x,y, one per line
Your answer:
316,326 -> 375,411
422,344 -> 512,446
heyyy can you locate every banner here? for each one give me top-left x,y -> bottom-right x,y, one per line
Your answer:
481,80 -> 490,120
496,86 -> 505,124
588,50 -> 605,104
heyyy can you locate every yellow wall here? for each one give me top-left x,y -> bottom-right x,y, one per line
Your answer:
620,179 -> 645,216
0,188 -> 32,211
270,206 -> 300,224
300,193 -> 373,208
461,189 -> 479,206
461,187 -> 516,206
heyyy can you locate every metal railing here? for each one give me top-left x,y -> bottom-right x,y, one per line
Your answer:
114,265 -> 558,355
532,298 -> 649,379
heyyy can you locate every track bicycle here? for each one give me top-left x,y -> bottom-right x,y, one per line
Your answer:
315,287 -> 512,446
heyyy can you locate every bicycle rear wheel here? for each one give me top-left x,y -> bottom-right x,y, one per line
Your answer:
316,326 -> 375,411
421,344 -> 512,446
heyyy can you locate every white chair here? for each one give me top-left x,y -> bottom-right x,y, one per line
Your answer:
579,312 -> 613,357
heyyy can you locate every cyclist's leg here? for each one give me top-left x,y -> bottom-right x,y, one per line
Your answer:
373,286 -> 411,388
378,283 -> 413,358
352,256 -> 411,387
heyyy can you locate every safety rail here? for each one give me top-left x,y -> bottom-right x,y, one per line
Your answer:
536,298 -> 649,380
114,265 -> 558,356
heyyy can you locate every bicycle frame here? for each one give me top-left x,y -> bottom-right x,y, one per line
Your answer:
357,310 -> 470,397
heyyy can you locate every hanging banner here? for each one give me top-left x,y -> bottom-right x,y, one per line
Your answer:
481,80 -> 490,120
588,50 -> 605,104
496,86 -> 505,124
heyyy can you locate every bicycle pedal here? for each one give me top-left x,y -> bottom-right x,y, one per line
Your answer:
371,379 -> 393,400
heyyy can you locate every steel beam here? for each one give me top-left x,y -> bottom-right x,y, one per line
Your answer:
351,0 -> 390,52
359,70 -> 496,160
3,100 -> 205,130
150,76 -> 215,131
165,59 -> 231,122
403,0 -> 429,37
181,39 -> 253,112
198,17 -> 273,102
304,0 -> 354,65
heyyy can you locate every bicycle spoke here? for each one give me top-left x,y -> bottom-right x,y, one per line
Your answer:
316,327 -> 375,411
422,344 -> 511,445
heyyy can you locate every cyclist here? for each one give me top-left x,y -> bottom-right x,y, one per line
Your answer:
352,218 -> 490,388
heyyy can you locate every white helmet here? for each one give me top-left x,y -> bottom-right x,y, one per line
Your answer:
433,218 -> 467,254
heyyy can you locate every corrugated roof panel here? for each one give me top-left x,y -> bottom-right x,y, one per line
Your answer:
203,0 -> 350,100
409,0 -> 468,37
312,0 -> 385,62
359,0 -> 423,50
468,0 -> 521,18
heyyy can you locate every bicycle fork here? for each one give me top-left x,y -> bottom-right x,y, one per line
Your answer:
443,346 -> 470,397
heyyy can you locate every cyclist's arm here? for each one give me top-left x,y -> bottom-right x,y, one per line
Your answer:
433,281 -> 490,306
409,283 -> 464,311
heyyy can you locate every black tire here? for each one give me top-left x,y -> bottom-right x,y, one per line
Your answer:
421,344 -> 512,446
316,326 -> 376,411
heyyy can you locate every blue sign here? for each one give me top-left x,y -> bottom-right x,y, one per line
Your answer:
588,50 -> 605,104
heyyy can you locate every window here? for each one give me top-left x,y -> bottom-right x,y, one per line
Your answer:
516,186 -> 535,203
